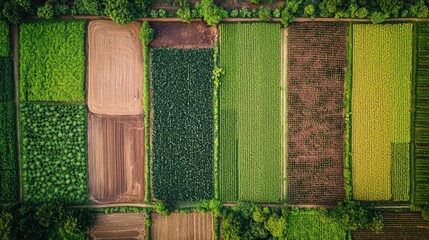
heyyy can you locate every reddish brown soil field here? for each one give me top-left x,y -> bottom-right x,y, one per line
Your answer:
88,113 -> 145,203
151,213 -> 213,240
287,22 -> 348,205
352,212 -> 429,239
89,213 -> 146,239
87,20 -> 143,116
150,22 -> 217,48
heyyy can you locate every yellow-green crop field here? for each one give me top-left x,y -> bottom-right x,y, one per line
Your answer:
352,24 -> 412,201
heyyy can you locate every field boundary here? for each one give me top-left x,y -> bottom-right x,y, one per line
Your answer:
410,23 -> 417,205
280,27 -> 288,201
12,25 -> 21,202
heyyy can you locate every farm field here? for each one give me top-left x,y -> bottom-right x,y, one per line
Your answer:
219,22 -> 281,203
151,48 -> 214,201
352,212 -> 429,239
415,23 -> 429,205
87,20 -> 143,116
352,24 -> 413,201
151,212 -> 213,240
87,113 -> 145,203
150,22 -> 217,48
89,213 -> 146,239
19,21 -> 86,102
287,22 -> 347,205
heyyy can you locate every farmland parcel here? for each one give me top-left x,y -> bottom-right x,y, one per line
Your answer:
219,23 -> 281,203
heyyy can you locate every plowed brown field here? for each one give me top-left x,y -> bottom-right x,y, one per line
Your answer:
89,213 -> 146,240
352,212 -> 429,239
88,113 -> 145,203
150,22 -> 217,48
87,20 -> 143,115
287,22 -> 348,205
151,213 -> 213,240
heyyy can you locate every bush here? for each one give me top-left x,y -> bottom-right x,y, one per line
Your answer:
280,0 -> 302,26
177,0 -> 192,23
139,21 -> 154,46
376,0 -> 402,16
258,6 -> 271,21
422,205 -> 429,221
370,11 -> 386,24
195,0 -> 228,26
37,3 -> 54,19
304,4 -> 315,18
153,202 -> 171,216
239,6 -> 251,18
355,7 -> 368,18
104,0 -> 135,25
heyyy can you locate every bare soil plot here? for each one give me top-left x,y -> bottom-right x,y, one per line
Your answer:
88,113 -> 145,203
150,22 -> 217,48
87,20 -> 143,116
287,22 -> 348,205
89,213 -> 146,240
151,212 -> 213,240
352,212 -> 429,239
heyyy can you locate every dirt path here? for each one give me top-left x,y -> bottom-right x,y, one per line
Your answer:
89,213 -> 146,240
87,20 -> 143,116
88,113 -> 145,203
280,27 -> 288,201
151,212 -> 213,240
150,22 -> 217,48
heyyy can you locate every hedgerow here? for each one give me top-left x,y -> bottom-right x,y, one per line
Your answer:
20,103 -> 88,204
151,48 -> 214,201
19,20 -> 85,102
0,102 -> 18,203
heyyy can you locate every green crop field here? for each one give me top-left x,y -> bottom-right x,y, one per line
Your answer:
151,48 -> 214,201
414,23 -> 429,205
19,21 -> 86,102
0,21 -> 13,101
352,24 -> 412,201
0,21 -> 9,57
219,23 -> 281,203
20,103 -> 88,204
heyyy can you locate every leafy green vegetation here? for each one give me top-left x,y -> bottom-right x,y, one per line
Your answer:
414,22 -> 429,205
219,23 -> 280,202
0,203 -> 95,240
344,22 -> 353,201
19,20 -> 85,102
0,102 -> 18,203
0,57 -> 13,101
0,21 -> 9,56
151,48 -> 214,201
20,103 -> 88,204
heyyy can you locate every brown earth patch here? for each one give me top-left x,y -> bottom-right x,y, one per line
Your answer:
150,21 -> 217,48
352,212 -> 429,239
151,212 -> 213,240
287,22 -> 348,205
87,20 -> 143,116
89,213 -> 146,239
88,113 -> 145,203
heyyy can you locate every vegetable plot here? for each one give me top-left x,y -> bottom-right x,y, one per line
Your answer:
219,23 -> 281,202
352,24 -> 412,201
151,48 -> 214,201
20,103 -> 88,204
19,20 -> 86,102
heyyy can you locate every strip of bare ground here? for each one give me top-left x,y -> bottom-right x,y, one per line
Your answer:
87,20 -> 143,116
88,113 -> 145,203
89,213 -> 146,240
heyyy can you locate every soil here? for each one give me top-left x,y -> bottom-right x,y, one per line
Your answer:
150,22 -> 217,48
280,27 -> 288,201
87,113 -> 145,203
89,213 -> 146,240
352,212 -> 429,239
151,212 -> 213,240
287,22 -> 348,205
87,20 -> 144,116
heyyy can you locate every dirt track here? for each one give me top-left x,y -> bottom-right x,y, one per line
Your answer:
151,212 -> 213,240
150,22 -> 217,48
87,20 -> 143,115
88,113 -> 145,203
89,213 -> 146,239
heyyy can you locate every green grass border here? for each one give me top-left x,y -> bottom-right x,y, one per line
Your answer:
344,22 -> 353,201
142,29 -> 151,204
410,22 -> 418,206
213,42 -> 220,200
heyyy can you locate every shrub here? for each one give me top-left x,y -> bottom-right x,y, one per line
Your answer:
355,7 -> 368,18
258,6 -> 271,21
422,205 -> 429,221
195,0 -> 228,26
304,4 -> 315,18
37,3 -> 54,19
177,0 -> 192,23
104,0 -> 135,25
239,7 -> 251,18
376,0 -> 402,16
153,202 -> 171,216
370,11 -> 386,24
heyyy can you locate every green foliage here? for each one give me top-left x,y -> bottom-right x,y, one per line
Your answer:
319,0 -> 342,17
0,209 -> 13,240
0,57 -> 13,101
422,205 -> 429,221
0,21 -> 9,57
153,202 -> 171,216
265,214 -> 287,237
194,0 -> 228,26
280,0 -> 302,26
151,48 -> 214,201
219,23 -> 280,202
376,0 -> 402,16
19,21 -> 86,102
239,7 -> 251,18
0,0 -> 33,24
20,103 -> 88,204
304,4 -> 315,18
328,201 -> 384,231
37,3 -> 54,19
370,11 -> 386,24
140,21 -> 154,46
409,1 -> 429,18
230,9 -> 239,17
258,6 -> 271,21
177,0 -> 192,23
104,0 -> 135,25
0,102 -> 18,203
355,7 -> 368,18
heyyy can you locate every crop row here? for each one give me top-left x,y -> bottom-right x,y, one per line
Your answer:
151,48 -> 214,201
352,24 -> 412,201
414,23 -> 429,205
20,103 -> 88,204
219,23 -> 281,203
